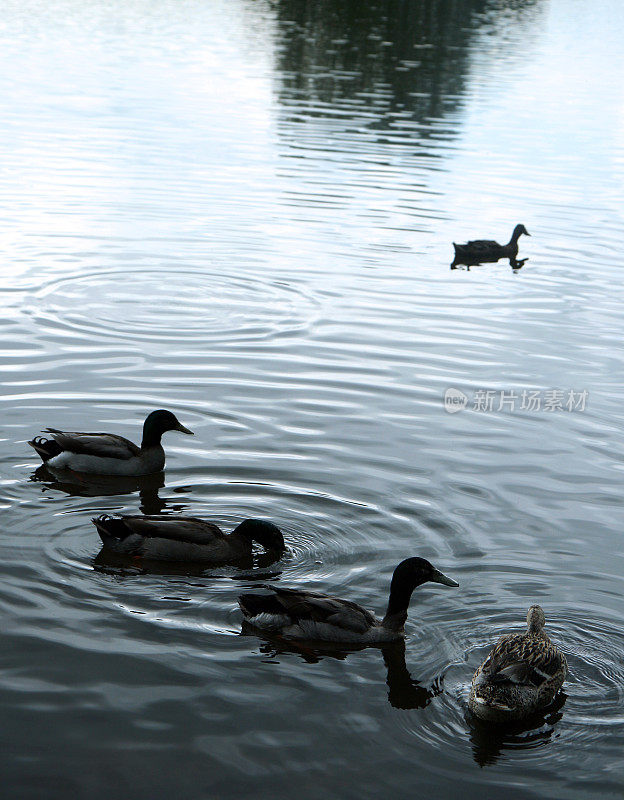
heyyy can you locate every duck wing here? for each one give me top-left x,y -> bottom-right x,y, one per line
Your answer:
480,633 -> 566,687
116,515 -> 225,545
266,587 -> 377,634
465,238 -> 499,248
46,429 -> 141,460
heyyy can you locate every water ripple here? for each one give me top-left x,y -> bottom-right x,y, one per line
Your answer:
1,0 -> 624,797
27,268 -> 321,345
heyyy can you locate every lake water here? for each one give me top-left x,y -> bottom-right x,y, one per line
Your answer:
1,1 -> 623,797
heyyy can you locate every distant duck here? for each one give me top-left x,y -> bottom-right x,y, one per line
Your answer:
238,557 -> 458,644
93,514 -> 285,563
28,409 -> 193,476
452,224 -> 530,267
469,605 -> 568,722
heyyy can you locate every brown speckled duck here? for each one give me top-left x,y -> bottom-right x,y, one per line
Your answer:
469,605 -> 568,722
452,224 -> 530,268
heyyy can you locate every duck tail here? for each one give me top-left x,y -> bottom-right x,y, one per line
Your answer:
28,436 -> 62,462
92,514 -> 132,545
238,592 -> 281,619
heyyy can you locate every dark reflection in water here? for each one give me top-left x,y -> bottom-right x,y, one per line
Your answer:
245,630 -> 442,710
92,547 -> 285,579
451,255 -> 528,270
467,693 -> 567,767
275,0 -> 542,131
383,640 -> 444,710
30,465 -> 169,514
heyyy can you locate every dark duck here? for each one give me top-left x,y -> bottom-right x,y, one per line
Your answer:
452,224 -> 530,269
93,514 -> 285,563
28,409 -> 193,476
238,557 -> 458,644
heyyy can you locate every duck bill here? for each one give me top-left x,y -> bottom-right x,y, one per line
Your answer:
430,568 -> 459,587
174,423 -> 194,435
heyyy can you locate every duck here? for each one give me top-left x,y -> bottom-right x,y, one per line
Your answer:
469,605 -> 568,722
28,409 -> 193,476
452,224 -> 530,267
93,514 -> 285,562
238,557 -> 459,644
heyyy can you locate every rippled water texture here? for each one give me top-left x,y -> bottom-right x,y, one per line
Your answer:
1,1 -> 623,798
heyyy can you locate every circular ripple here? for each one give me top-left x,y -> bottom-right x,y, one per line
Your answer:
554,612 -> 624,732
27,466 -> 384,589
389,602 -> 624,782
30,268 -> 320,344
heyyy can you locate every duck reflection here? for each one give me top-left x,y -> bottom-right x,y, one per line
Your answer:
467,691 -> 566,767
383,640 -> 444,710
30,464 -> 169,514
92,546 -> 284,578
244,632 -> 443,711
451,255 -> 528,271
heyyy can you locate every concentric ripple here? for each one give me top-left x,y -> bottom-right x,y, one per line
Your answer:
29,268 -> 320,345
387,602 -> 624,791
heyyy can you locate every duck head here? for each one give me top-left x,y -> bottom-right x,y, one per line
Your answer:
234,519 -> 286,554
141,409 -> 194,448
526,604 -> 546,634
512,224 -> 530,240
392,557 -> 459,591
384,557 -> 458,629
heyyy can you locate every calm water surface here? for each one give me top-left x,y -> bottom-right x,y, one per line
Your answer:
1,1 -> 623,798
